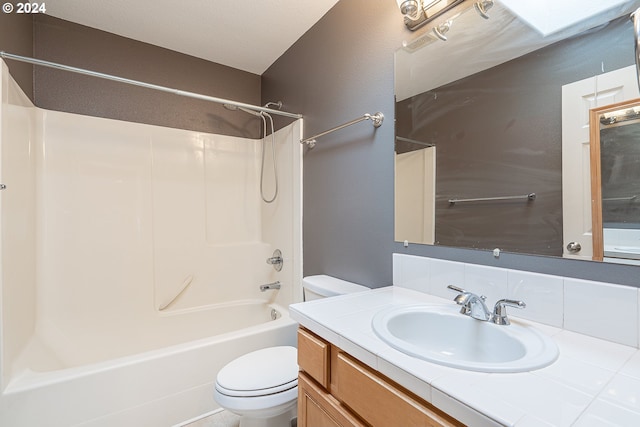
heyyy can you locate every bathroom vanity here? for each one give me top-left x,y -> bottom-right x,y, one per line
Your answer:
297,327 -> 462,426
290,283 -> 640,426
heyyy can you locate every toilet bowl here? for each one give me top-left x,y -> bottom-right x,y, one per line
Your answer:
213,275 -> 368,427
214,346 -> 298,427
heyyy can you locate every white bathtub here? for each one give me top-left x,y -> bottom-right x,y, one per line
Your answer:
0,301 -> 298,427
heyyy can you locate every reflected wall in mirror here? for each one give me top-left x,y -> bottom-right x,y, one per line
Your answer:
395,138 -> 435,245
395,0 -> 640,260
591,98 -> 640,265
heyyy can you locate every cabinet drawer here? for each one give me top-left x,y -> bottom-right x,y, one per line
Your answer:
298,328 -> 330,388
336,352 -> 463,427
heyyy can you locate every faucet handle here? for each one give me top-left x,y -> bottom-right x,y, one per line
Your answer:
266,249 -> 283,272
447,285 -> 486,302
492,299 -> 526,325
446,284 -> 466,294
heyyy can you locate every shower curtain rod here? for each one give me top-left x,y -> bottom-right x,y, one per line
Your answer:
0,52 -> 302,119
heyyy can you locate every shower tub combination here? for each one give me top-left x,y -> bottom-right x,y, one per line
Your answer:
0,61 -> 302,426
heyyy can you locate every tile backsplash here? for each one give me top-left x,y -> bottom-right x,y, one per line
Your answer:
393,253 -> 640,348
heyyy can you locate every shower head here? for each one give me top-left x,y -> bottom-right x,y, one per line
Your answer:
222,103 -> 263,117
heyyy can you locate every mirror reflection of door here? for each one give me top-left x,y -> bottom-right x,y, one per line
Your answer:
561,66 -> 639,261
590,98 -> 640,265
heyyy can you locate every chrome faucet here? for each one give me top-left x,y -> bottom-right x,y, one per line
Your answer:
266,249 -> 283,272
447,285 -> 525,324
447,285 -> 491,321
260,281 -> 281,292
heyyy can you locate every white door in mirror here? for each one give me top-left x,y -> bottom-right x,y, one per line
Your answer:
561,65 -> 639,260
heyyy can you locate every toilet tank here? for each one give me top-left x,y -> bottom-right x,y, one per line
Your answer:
302,275 -> 369,301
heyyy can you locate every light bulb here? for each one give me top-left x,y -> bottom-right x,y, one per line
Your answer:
396,0 -> 420,20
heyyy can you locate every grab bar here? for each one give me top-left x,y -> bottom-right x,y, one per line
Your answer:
602,195 -> 638,202
300,112 -> 384,148
448,193 -> 536,205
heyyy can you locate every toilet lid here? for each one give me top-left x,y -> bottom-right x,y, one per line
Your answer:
216,346 -> 298,397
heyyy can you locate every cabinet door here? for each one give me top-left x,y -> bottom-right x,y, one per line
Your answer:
298,373 -> 366,427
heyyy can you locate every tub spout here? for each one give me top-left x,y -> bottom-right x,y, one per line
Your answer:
260,281 -> 281,292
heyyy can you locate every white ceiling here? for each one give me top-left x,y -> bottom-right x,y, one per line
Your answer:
46,0 -> 340,75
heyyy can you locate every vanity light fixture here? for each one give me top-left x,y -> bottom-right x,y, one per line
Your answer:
600,107 -> 640,125
433,20 -> 453,41
474,0 -> 493,19
397,0 -> 421,20
397,0 -> 465,31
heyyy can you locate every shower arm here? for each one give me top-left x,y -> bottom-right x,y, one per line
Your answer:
301,112 -> 384,148
0,51 -> 301,119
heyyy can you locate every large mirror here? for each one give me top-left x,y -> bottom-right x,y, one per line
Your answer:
395,0 -> 640,263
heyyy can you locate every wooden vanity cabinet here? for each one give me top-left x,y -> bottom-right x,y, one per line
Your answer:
297,327 -> 463,427
298,327 -> 365,427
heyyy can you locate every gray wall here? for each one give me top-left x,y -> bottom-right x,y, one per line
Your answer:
263,0 -> 402,287
0,12 -> 33,100
263,0 -> 640,287
1,14 -> 262,138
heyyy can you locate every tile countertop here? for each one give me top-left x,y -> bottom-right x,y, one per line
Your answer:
289,286 -> 640,427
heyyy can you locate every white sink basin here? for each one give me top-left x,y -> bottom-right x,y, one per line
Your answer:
371,304 -> 558,373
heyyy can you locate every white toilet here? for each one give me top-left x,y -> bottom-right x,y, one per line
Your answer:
213,275 -> 368,427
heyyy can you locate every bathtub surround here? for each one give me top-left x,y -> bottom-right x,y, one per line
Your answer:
0,62 -> 302,426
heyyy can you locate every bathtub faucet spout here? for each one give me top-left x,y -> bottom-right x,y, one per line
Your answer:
260,281 -> 281,292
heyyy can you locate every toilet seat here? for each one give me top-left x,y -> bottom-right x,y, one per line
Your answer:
215,346 -> 298,398
215,378 -> 297,398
